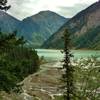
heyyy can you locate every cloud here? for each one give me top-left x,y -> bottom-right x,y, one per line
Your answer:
7,0 -> 97,20
57,3 -> 89,18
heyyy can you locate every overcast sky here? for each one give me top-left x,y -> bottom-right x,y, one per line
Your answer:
8,0 -> 98,20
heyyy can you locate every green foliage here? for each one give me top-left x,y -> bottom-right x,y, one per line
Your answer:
62,29 -> 75,100
0,70 -> 18,92
54,96 -> 64,100
73,57 -> 100,100
61,54 -> 100,100
0,32 -> 39,93
61,29 -> 100,100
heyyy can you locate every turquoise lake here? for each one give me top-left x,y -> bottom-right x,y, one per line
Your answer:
36,49 -> 100,62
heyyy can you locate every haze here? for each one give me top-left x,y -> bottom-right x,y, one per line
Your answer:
8,0 -> 98,20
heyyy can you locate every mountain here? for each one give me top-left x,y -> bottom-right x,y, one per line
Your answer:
0,10 -> 21,33
17,11 -> 69,47
42,2 -> 100,50
0,10 -> 69,48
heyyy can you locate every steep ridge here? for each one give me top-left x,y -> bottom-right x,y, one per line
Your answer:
42,2 -> 100,49
17,11 -> 68,47
0,10 -> 69,48
0,10 -> 21,33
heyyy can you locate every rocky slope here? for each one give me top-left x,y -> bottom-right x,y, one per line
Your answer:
0,10 -> 21,33
0,10 -> 68,48
17,11 -> 68,47
42,1 -> 100,49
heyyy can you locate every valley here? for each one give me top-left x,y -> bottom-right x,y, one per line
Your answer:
0,49 -> 100,100
0,1 -> 100,50
0,0 -> 100,100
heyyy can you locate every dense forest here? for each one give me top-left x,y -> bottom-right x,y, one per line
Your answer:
0,0 -> 40,93
0,31 -> 40,92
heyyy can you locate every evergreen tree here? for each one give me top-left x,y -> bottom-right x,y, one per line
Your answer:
62,29 -> 75,100
0,1 -> 40,93
0,0 -> 11,11
0,31 -> 40,93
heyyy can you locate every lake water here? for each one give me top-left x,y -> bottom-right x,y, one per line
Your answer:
36,49 -> 100,62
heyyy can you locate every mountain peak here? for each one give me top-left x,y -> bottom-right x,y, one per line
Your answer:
18,11 -> 68,47
39,10 -> 54,13
29,10 -> 67,20
42,2 -> 100,49
0,10 -> 20,33
0,10 -> 20,21
0,10 -> 69,48
38,10 -> 60,15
